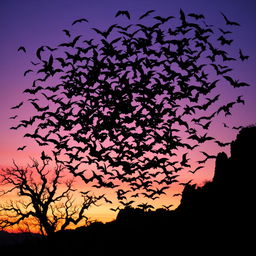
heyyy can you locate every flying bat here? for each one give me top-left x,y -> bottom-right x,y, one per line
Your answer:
154,15 -> 175,23
219,28 -> 232,34
92,24 -> 117,38
115,10 -> 130,19
31,102 -> 49,112
223,76 -> 251,88
11,102 -> 23,109
239,49 -> 249,61
214,140 -> 231,147
221,12 -> 240,26
139,10 -> 155,20
173,193 -> 182,197
188,13 -> 205,20
24,69 -> 33,76
72,18 -> 88,25
36,46 -> 45,60
62,29 -> 71,37
180,153 -> 190,168
162,204 -> 174,210
23,86 -> 43,94
18,46 -> 26,53
188,166 -> 204,174
17,145 -> 27,151
9,115 -> 18,120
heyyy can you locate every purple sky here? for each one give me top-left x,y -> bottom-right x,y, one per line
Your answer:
0,0 -> 255,224
1,0 -> 255,165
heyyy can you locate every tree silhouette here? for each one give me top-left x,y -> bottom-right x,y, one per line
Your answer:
0,158 -> 102,236
11,9 -> 251,205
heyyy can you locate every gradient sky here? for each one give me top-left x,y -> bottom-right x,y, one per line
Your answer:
0,0 -> 256,227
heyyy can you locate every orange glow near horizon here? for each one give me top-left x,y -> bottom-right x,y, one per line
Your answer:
1,1 -> 255,236
0,158 -> 215,234
0,138 -> 220,235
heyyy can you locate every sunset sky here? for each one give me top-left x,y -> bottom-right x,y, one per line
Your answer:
0,0 -> 255,229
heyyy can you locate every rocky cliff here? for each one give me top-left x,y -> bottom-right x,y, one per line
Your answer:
177,125 -> 256,238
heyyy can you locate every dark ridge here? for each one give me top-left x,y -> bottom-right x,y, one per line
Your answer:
1,126 -> 255,253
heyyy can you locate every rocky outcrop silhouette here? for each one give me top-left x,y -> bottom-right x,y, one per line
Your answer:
115,126 -> 255,249
175,125 -> 255,247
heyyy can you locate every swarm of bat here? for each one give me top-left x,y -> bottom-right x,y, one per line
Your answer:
12,10 -> 251,208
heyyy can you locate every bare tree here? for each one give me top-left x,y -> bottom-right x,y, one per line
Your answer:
0,158 -> 103,236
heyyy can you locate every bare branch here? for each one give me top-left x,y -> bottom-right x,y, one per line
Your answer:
0,158 -> 99,235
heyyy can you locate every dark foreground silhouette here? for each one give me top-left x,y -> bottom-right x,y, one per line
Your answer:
1,126 -> 255,253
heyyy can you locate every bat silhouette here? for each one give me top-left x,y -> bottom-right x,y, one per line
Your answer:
92,24 -> 117,38
18,46 -> 26,53
139,10 -> 155,20
236,95 -> 245,105
17,145 -> 27,151
115,10 -> 130,19
219,28 -> 232,34
179,179 -> 193,186
31,61 -> 40,66
110,207 -> 120,212
72,18 -> 88,25
217,35 -> 233,45
188,133 -> 215,143
239,49 -> 249,61
9,115 -> 18,120
36,46 -> 45,60
188,166 -> 204,174
162,204 -> 173,210
45,46 -> 58,51
23,69 -> 33,76
211,64 -> 232,75
58,35 -> 82,48
153,15 -> 175,23
200,151 -> 216,159
23,86 -> 43,94
179,8 -> 186,24
180,153 -> 190,168
232,125 -> 243,130
173,193 -> 182,197
41,151 -> 52,161
188,13 -> 205,20
11,102 -> 23,109
62,29 -> 71,37
223,76 -> 251,88
214,140 -> 231,147
31,102 -> 49,112
221,12 -> 240,26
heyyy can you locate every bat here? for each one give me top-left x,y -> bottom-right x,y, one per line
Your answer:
139,10 -> 155,20
72,18 -> 88,25
223,76 -> 251,88
11,102 -> 23,109
18,46 -> 26,53
17,145 -> 27,151
31,102 -> 49,112
188,13 -> 205,20
221,12 -> 240,26
239,49 -> 249,61
23,86 -> 43,94
24,69 -> 33,76
115,10 -> 130,19
153,15 -> 175,23
62,29 -> 71,37
36,46 -> 45,60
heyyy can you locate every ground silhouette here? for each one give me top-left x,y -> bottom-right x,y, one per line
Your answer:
0,126 -> 255,253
